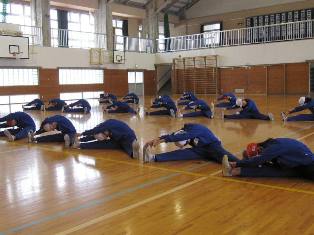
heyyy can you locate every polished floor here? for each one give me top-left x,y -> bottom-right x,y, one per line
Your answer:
1,95 -> 314,235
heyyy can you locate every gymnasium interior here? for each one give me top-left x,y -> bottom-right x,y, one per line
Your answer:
1,0 -> 314,234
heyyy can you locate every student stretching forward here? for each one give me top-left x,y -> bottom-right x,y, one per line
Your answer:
63,99 -> 91,114
146,95 -> 178,117
0,112 -> 36,141
46,98 -> 67,111
122,93 -> 139,104
28,115 -> 76,148
281,96 -> 314,122
222,138 -> 314,180
177,92 -> 198,106
224,98 -> 274,121
99,93 -> 117,104
105,101 -> 137,114
216,93 -> 237,109
23,99 -> 45,111
178,99 -> 214,119
73,119 -> 140,158
142,123 -> 238,163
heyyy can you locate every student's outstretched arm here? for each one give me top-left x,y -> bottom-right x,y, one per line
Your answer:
289,103 -> 312,114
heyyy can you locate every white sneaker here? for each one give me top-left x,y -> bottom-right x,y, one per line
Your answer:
132,140 -> 140,159
281,112 -> 287,122
222,155 -> 232,177
28,130 -> 34,143
142,144 -> 155,163
61,106 -> 65,113
4,129 -> 15,142
211,102 -> 215,117
268,113 -> 274,121
64,134 -> 71,148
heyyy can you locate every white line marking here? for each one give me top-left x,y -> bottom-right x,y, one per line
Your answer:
56,177 -> 207,235
297,131 -> 314,141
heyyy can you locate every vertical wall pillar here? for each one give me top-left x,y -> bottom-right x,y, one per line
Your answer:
143,0 -> 159,52
31,0 -> 51,47
95,0 -> 113,51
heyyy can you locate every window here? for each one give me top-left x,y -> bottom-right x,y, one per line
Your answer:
60,91 -> 102,101
202,22 -> 222,45
1,3 -> 32,26
113,19 -> 124,51
128,72 -> 143,84
158,22 -> 165,51
138,24 -> 143,38
0,94 -> 39,104
0,68 -> 38,86
50,9 -> 95,48
59,69 -> 103,85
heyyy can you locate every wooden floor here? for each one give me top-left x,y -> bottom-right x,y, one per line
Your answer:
1,95 -> 314,235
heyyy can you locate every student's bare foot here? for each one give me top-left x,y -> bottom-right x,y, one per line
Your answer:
64,134 -> 71,148
132,140 -> 140,159
142,144 -> 155,163
170,109 -> 176,118
222,155 -> 232,177
84,107 -> 88,114
72,135 -> 81,149
41,105 -> 45,111
281,112 -> 287,122
4,130 -> 15,142
211,102 -> 215,118
28,131 -> 35,143
268,113 -> 274,121
177,110 -> 183,118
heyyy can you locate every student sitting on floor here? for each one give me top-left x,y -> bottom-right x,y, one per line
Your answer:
122,93 -> 139,104
46,98 -> 67,111
223,98 -> 274,121
281,96 -> 314,122
99,93 -> 117,104
28,115 -> 76,148
0,112 -> 36,141
146,95 -> 178,117
73,119 -> 140,159
216,93 -> 238,109
22,99 -> 45,111
177,92 -> 198,106
63,99 -> 91,114
178,99 -> 214,119
105,101 -> 137,114
142,123 -> 238,163
222,138 -> 314,181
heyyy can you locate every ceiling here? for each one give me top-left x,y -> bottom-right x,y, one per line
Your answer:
111,0 -> 200,15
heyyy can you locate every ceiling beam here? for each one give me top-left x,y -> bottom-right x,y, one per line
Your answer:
176,0 -> 200,16
156,0 -> 180,13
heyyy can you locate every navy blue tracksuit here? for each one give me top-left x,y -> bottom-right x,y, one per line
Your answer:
35,115 -> 76,143
64,99 -> 91,113
178,92 -> 198,106
224,99 -> 270,121
80,119 -> 137,157
122,93 -> 139,104
106,101 -> 137,114
287,100 -> 314,122
148,96 -> 177,116
155,124 -> 238,163
0,112 -> 36,140
183,100 -> 212,118
46,99 -> 67,111
236,138 -> 314,180
216,93 -> 237,109
23,99 -> 44,110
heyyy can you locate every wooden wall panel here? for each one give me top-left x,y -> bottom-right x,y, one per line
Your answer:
219,67 -> 247,93
104,69 -> 128,96
286,63 -> 309,95
247,66 -> 266,94
144,70 -> 157,96
267,65 -> 285,95
39,68 -> 60,101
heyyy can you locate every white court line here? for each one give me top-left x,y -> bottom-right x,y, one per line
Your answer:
55,177 -> 207,235
297,131 -> 314,141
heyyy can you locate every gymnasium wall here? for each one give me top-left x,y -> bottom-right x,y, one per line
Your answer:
0,67 -> 156,101
175,0 -> 314,35
218,63 -> 309,95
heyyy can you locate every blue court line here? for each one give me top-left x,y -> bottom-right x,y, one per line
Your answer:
0,164 -> 205,235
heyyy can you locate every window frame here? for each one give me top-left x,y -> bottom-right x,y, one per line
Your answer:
58,68 -> 104,85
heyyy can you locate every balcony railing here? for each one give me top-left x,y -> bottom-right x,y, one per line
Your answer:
19,25 -> 42,46
157,19 -> 314,53
114,35 -> 155,53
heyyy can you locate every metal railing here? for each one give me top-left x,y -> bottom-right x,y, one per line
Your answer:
51,28 -> 107,50
19,25 -> 42,46
114,35 -> 155,53
157,19 -> 314,53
